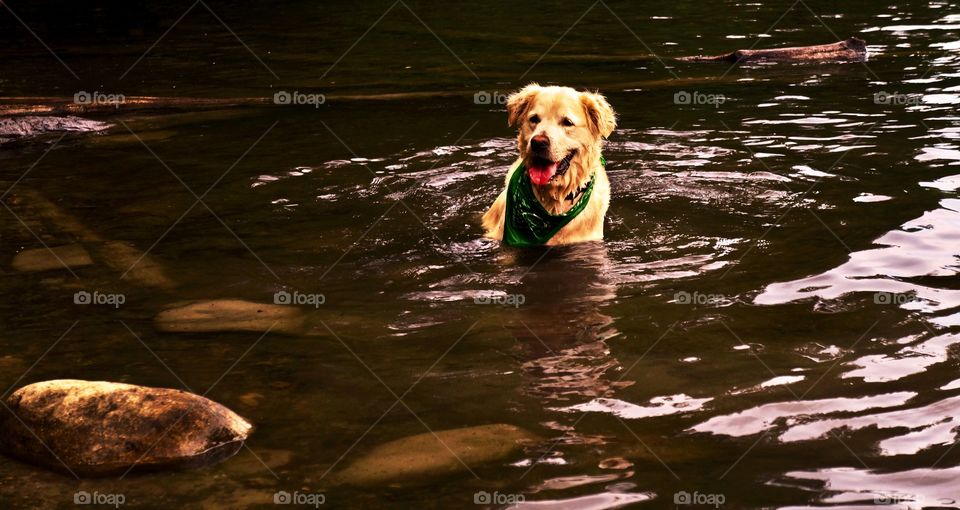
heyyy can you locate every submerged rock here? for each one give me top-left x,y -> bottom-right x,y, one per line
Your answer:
154,299 -> 309,335
0,380 -> 252,477
11,244 -> 93,272
93,241 -> 178,290
333,424 -> 540,486
7,189 -> 177,290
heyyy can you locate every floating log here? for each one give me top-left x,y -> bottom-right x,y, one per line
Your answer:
0,92 -> 471,119
0,115 -> 110,141
0,96 -> 270,118
678,37 -> 867,63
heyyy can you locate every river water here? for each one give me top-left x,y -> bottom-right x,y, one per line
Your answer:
2,0 -> 960,508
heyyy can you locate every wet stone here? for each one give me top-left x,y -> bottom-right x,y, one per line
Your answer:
0,379 -> 253,477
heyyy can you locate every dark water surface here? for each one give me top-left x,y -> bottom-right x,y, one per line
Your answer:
2,0 -> 960,508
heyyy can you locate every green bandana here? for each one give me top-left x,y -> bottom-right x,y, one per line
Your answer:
502,157 -> 603,247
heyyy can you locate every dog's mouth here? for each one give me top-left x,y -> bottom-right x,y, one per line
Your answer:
526,150 -> 576,186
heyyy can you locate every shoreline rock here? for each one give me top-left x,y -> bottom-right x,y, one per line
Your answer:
0,380 -> 252,477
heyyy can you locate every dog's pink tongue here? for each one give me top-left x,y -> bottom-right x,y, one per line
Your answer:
527,161 -> 557,186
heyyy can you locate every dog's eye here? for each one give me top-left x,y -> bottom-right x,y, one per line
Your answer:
529,115 -> 540,124
561,117 -> 575,127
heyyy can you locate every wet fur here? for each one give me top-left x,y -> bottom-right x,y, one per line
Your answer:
482,84 -> 616,245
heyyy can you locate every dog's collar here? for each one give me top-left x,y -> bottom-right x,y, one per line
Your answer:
502,157 -> 604,247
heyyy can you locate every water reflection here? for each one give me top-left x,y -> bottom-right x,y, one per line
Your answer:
503,243 -> 624,404
843,332 -> 960,383
779,465 -> 960,509
690,391 -> 915,437
558,394 -> 713,419
755,198 -> 960,315
507,490 -> 655,510
780,393 -> 960,455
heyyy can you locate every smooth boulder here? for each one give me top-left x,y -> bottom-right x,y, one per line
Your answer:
154,299 -> 309,335
334,424 -> 539,486
0,380 -> 252,476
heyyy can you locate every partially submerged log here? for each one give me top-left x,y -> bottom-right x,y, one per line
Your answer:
0,380 -> 252,477
0,38 -> 867,125
0,115 -> 110,142
0,96 -> 270,118
679,37 -> 867,63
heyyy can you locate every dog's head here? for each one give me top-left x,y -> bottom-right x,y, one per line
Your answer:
507,84 -> 616,188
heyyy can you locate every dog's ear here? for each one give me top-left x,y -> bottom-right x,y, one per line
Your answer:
580,91 -> 617,139
507,83 -> 541,127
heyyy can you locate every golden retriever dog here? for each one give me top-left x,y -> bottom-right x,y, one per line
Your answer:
482,84 -> 616,246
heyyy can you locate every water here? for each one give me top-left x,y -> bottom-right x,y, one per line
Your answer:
1,0 -> 960,508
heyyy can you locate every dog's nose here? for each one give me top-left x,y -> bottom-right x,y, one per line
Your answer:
530,136 -> 550,151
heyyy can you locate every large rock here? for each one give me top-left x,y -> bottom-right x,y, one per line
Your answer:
334,424 -> 540,486
0,380 -> 252,477
154,299 -> 309,335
